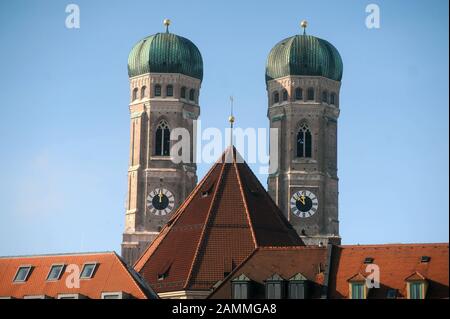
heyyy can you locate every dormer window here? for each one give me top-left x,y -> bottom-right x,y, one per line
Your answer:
405,272 -> 428,299
265,273 -> 285,299
13,265 -> 32,282
232,274 -> 251,299
288,273 -> 310,299
80,263 -> 97,279
348,273 -> 369,299
350,282 -> 365,299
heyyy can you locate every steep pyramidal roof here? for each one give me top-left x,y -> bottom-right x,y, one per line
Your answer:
134,146 -> 303,293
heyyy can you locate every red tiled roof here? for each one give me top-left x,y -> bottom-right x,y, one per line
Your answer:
135,147 -> 303,293
0,252 -> 157,299
328,243 -> 449,299
209,246 -> 329,299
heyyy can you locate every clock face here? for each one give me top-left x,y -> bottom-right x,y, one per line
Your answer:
147,188 -> 175,216
290,190 -> 318,218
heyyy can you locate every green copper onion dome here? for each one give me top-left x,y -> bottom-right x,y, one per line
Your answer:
128,20 -> 203,80
265,23 -> 343,82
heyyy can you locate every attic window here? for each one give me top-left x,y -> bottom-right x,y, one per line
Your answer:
265,273 -> 285,299
386,289 -> 397,299
363,257 -> 374,264
13,265 -> 32,282
288,273 -> 309,299
80,263 -> 97,279
420,256 -> 431,263
232,274 -> 252,299
157,260 -> 173,281
47,264 -> 65,281
201,183 -> 214,198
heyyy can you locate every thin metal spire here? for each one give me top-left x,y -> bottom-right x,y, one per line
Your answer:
228,96 -> 235,146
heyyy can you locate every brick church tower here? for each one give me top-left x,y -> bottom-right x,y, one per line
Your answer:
266,21 -> 343,245
121,20 -> 203,265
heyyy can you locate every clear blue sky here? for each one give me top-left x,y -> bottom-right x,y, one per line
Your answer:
0,0 -> 448,256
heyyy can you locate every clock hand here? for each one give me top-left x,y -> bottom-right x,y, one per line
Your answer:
158,189 -> 163,203
300,194 -> 306,205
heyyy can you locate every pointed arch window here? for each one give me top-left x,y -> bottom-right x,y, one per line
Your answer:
189,89 -> 195,101
273,91 -> 280,104
154,84 -> 162,97
295,87 -> 303,100
141,86 -> 146,99
166,85 -> 173,97
297,123 -> 312,158
155,120 -> 170,156
322,91 -> 328,103
180,87 -> 186,99
307,88 -> 315,101
330,92 -> 336,105
132,88 -> 138,101
282,89 -> 288,102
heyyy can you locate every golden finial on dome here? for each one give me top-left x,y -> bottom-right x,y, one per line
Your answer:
300,20 -> 308,35
163,18 -> 171,33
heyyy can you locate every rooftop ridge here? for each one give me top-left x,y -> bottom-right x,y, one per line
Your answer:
0,251 -> 116,259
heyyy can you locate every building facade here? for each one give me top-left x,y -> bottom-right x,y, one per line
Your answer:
121,21 -> 203,265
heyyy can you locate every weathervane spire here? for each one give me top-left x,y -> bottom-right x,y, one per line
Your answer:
228,96 -> 235,146
163,18 -> 171,33
300,20 -> 308,35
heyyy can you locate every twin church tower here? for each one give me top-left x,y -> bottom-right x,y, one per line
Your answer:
121,20 -> 343,265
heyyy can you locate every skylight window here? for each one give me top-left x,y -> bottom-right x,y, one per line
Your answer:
80,263 -> 97,279
13,266 -> 32,282
363,257 -> 374,264
420,256 -> 431,263
47,264 -> 65,281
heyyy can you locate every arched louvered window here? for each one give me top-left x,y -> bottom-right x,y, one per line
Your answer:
282,89 -> 288,101
297,123 -> 312,158
180,87 -> 186,99
295,88 -> 303,100
273,91 -> 280,104
307,88 -> 315,101
141,86 -> 146,99
189,89 -> 195,101
166,85 -> 173,97
154,84 -> 162,97
330,92 -> 336,105
155,120 -> 170,156
132,88 -> 138,101
322,91 -> 328,103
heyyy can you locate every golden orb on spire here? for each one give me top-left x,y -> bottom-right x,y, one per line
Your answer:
228,115 -> 235,124
300,20 -> 308,35
163,18 -> 171,26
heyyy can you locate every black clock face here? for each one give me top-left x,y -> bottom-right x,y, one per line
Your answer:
147,188 -> 175,216
290,190 -> 318,218
152,193 -> 169,210
296,196 -> 313,212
